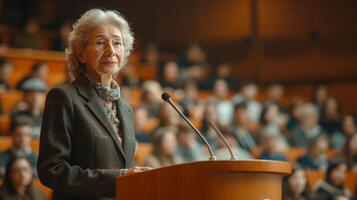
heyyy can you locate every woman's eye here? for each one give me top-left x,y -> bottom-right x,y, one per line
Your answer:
96,40 -> 106,46
113,41 -> 122,47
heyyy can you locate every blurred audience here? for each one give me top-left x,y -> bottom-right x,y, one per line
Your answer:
0,58 -> 13,92
282,164 -> 317,200
16,62 -> 49,90
0,156 -> 46,200
51,22 -> 71,51
144,128 -> 183,168
320,97 -> 341,136
133,106 -> 151,143
311,85 -> 329,114
297,136 -> 329,171
208,79 -> 234,126
315,160 -> 353,199
199,103 -> 220,150
259,128 -> 287,161
10,78 -> 47,137
331,114 -> 357,149
13,17 -> 44,49
176,125 -> 203,162
208,62 -> 239,91
289,103 -> 326,148
265,83 -> 287,112
141,80 -> 162,118
0,116 -> 38,178
141,44 -> 160,66
215,129 -> 252,160
229,102 -> 257,152
259,102 -> 289,150
159,61 -> 183,89
233,81 -> 262,123
341,133 -> 357,171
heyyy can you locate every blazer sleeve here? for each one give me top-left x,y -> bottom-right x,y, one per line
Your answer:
37,87 -> 125,198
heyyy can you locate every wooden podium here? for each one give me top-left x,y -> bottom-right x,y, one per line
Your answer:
116,160 -> 291,200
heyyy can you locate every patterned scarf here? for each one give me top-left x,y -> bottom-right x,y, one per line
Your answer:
84,73 -> 121,102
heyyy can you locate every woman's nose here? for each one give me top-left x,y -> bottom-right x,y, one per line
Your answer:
105,43 -> 116,56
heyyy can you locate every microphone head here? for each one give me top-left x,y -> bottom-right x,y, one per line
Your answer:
161,92 -> 171,102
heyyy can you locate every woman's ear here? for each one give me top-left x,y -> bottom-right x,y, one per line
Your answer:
76,50 -> 87,63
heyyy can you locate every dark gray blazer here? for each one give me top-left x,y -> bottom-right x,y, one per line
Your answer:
37,75 -> 136,200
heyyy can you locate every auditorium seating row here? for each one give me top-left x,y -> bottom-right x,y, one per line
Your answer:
0,137 -> 355,197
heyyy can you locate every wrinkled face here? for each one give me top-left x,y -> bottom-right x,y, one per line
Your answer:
10,159 -> 33,189
78,22 -> 125,77
288,169 -> 307,195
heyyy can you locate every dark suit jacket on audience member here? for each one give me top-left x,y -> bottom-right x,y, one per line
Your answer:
37,75 -> 136,200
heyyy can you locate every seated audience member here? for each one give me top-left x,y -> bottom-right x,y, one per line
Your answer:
315,160 -> 353,199
208,79 -> 234,126
259,102 -> 289,150
152,103 -> 180,134
286,98 -> 305,130
159,61 -> 183,90
176,125 -> 203,162
12,17 -> 44,49
233,81 -> 262,123
229,102 -> 257,153
215,129 -> 252,160
207,62 -> 239,92
0,58 -> 13,91
140,80 -> 162,118
320,97 -> 341,136
145,129 -> 183,168
297,136 -> 329,171
51,22 -> 71,51
180,81 -> 202,118
311,85 -> 329,114
16,62 -> 49,90
265,83 -> 287,113
10,78 -> 48,137
0,116 -> 38,178
283,164 -> 317,200
199,103 -> 221,150
289,103 -> 326,148
0,156 -> 46,200
331,114 -> 357,149
259,127 -> 287,161
341,133 -> 357,171
178,43 -> 207,70
133,106 -> 151,143
140,43 -> 160,66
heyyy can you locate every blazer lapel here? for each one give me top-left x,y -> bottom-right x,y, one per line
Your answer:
115,98 -> 134,166
74,75 -> 126,161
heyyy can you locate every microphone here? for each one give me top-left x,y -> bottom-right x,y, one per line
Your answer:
161,92 -> 217,161
207,120 -> 237,160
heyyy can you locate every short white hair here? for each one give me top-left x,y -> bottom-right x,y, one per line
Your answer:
66,8 -> 134,78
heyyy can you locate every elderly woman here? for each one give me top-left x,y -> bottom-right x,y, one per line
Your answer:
37,9 -> 151,200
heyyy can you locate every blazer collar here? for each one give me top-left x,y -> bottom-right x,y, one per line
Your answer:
73,75 -> 127,161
